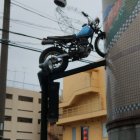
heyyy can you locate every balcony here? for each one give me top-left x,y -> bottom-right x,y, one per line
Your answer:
58,103 -> 106,124
58,97 -> 107,125
60,101 -> 101,119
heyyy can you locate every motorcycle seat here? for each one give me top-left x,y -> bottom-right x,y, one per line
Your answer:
47,35 -> 76,41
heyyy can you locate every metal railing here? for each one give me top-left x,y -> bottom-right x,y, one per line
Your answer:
7,79 -> 40,91
60,101 -> 101,118
6,69 -> 40,91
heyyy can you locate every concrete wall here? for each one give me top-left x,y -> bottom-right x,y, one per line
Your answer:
4,87 -> 41,140
4,87 -> 62,140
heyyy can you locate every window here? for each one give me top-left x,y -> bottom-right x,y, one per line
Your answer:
102,123 -> 108,138
4,130 -> 11,132
6,93 -> 13,99
72,127 -> 76,140
38,98 -> 41,104
17,131 -> 32,134
16,139 -> 31,140
18,96 -> 33,102
17,117 -> 32,123
4,116 -> 12,121
18,109 -> 33,112
5,108 -> 12,110
38,119 -> 41,124
0,122 -> 4,130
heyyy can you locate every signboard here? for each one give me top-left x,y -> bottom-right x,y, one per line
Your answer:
81,127 -> 89,140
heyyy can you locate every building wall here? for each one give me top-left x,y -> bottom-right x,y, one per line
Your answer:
4,87 -> 62,140
4,87 -> 41,140
102,0 -> 140,139
58,67 -> 107,140
63,117 -> 108,140
103,0 -> 140,122
62,72 -> 92,102
61,67 -> 106,109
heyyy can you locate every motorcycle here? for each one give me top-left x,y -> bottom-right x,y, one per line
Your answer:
39,11 -> 106,73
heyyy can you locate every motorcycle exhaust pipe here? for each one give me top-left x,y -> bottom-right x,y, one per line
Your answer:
55,53 -> 69,58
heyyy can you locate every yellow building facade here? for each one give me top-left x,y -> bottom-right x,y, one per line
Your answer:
58,67 -> 108,140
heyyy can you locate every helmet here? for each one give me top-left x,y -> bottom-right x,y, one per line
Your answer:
95,17 -> 100,24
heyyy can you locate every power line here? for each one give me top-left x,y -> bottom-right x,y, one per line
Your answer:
11,19 -> 62,32
11,2 -> 58,23
12,0 -> 84,26
0,29 -> 102,60
11,41 -> 41,46
0,28 -> 42,40
0,39 -> 100,64
12,0 -> 55,20
0,39 -> 42,52
0,16 -> 59,30
0,16 -> 70,34
11,1 -> 79,31
55,7 -> 76,33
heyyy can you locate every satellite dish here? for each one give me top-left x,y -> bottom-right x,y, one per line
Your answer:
54,0 -> 67,7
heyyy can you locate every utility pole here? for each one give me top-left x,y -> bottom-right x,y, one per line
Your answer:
0,0 -> 11,139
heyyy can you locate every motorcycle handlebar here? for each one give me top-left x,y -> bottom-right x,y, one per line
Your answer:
81,11 -> 100,27
81,11 -> 88,17
81,11 -> 96,26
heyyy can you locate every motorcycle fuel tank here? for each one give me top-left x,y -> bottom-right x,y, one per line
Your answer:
76,25 -> 93,38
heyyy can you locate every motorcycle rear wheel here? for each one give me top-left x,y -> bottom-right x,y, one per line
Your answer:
94,33 -> 106,58
39,47 -> 68,73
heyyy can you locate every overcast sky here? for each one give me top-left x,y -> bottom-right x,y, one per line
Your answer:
0,0 -> 103,91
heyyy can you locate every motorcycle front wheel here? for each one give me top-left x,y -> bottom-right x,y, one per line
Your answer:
39,47 -> 69,73
94,33 -> 106,58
